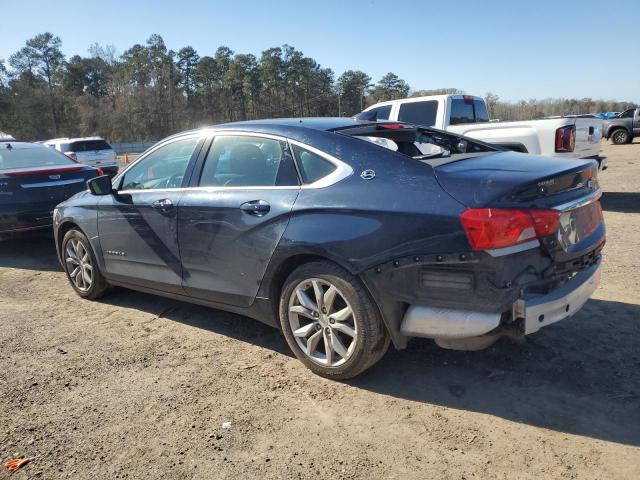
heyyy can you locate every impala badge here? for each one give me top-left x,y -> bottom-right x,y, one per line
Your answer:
49,174 -> 61,180
360,169 -> 376,180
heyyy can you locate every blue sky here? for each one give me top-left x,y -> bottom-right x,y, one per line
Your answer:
1,0 -> 638,102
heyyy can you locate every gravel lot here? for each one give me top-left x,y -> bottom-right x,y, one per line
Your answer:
1,141 -> 639,479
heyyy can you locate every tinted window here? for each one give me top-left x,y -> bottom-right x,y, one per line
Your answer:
69,140 -> 112,151
199,135 -> 297,187
120,137 -> 198,190
620,109 -> 634,118
397,101 -> 438,126
355,105 -> 392,121
0,144 -> 76,170
449,99 -> 475,125
292,145 -> 337,184
474,100 -> 489,122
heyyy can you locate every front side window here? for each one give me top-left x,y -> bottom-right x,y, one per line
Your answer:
355,105 -> 392,121
199,135 -> 298,187
449,98 -> 476,125
620,109 -> 634,118
291,145 -> 337,184
397,101 -> 438,126
120,137 -> 199,190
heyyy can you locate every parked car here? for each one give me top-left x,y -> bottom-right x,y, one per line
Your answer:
0,141 -> 101,236
356,94 -> 606,168
53,119 -> 605,379
43,137 -> 119,176
602,107 -> 640,144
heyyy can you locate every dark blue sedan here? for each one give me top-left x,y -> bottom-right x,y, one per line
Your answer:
1,142 -> 101,236
53,119 -> 605,379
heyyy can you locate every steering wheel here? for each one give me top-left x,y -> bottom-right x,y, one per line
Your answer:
167,173 -> 184,188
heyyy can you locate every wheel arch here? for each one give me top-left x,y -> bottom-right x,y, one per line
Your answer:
259,252 -> 393,345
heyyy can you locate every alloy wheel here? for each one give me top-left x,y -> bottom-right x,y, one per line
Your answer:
288,278 -> 358,367
613,131 -> 627,143
65,238 -> 93,292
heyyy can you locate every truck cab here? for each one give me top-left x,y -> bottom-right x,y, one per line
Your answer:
357,94 -> 605,166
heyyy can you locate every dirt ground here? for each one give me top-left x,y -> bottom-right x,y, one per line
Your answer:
1,141 -> 639,479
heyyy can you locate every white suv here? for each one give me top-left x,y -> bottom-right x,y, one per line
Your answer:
43,137 -> 119,176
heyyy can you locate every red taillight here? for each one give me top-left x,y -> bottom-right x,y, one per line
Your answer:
378,123 -> 409,130
555,125 -> 575,153
64,151 -> 78,161
460,208 -> 561,251
96,167 -> 104,176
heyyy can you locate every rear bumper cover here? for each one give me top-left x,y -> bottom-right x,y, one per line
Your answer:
400,256 -> 602,340
516,255 -> 602,334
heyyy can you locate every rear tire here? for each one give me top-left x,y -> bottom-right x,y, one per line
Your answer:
611,128 -> 630,145
61,229 -> 110,300
279,261 -> 389,380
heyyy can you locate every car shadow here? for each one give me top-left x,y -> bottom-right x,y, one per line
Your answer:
601,192 -> 640,213
0,232 -> 62,272
2,237 -> 638,447
100,288 -> 293,357
351,297 -> 640,447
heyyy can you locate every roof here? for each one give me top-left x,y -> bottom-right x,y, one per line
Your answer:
214,117 -> 370,132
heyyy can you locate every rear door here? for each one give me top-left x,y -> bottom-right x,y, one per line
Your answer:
178,132 -> 300,307
97,134 -> 203,292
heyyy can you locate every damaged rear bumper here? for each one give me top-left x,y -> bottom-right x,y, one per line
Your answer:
400,256 -> 602,345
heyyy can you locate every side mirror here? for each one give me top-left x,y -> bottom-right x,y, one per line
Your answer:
87,175 -> 113,196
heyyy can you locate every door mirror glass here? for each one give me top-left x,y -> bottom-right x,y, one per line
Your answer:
88,175 -> 113,196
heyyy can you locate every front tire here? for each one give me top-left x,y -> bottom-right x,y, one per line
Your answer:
611,128 -> 630,145
61,229 -> 109,300
279,261 -> 389,380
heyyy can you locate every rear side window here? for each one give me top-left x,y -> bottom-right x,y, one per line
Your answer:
199,135 -> 298,187
449,99 -> 475,125
397,101 -> 438,126
292,145 -> 337,184
69,140 -> 112,152
0,144 -> 76,170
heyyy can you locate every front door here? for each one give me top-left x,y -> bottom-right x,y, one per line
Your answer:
178,133 -> 300,307
98,135 -> 202,293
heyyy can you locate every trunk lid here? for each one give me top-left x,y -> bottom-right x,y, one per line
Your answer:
434,151 -> 604,260
0,165 -> 95,206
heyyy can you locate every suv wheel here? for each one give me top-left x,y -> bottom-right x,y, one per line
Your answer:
279,261 -> 389,379
62,229 -> 110,299
611,129 -> 630,145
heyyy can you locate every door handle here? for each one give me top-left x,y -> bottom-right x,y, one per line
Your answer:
240,200 -> 270,216
151,198 -> 174,212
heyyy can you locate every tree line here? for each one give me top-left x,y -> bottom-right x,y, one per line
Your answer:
0,33 -> 636,142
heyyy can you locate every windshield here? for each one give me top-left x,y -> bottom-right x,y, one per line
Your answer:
335,123 -> 498,165
0,143 -> 77,170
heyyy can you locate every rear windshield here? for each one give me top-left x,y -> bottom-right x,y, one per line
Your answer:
0,144 -> 77,170
449,98 -> 490,125
336,124 -> 497,166
67,140 -> 112,152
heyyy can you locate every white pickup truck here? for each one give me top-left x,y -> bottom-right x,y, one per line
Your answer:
356,94 -> 605,166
